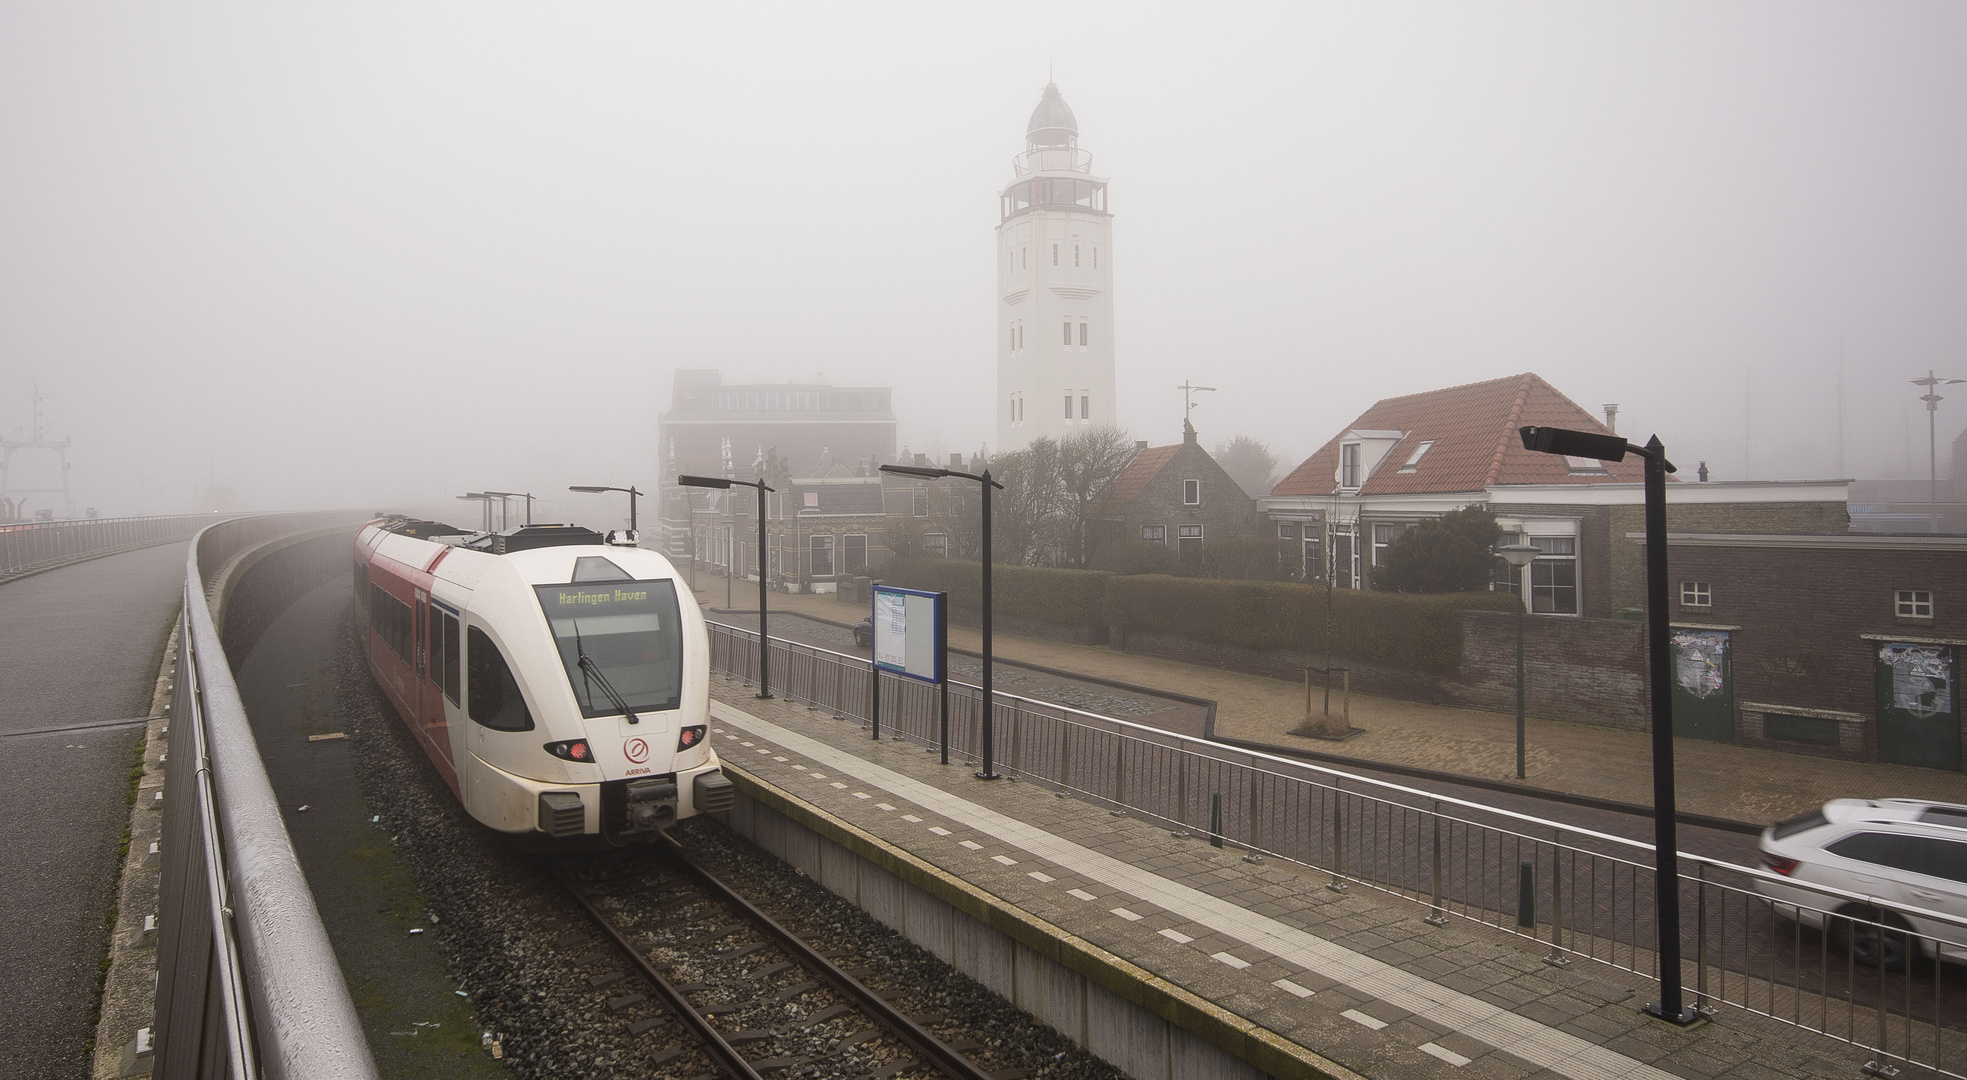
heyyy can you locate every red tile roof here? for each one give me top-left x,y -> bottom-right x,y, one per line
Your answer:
1103,444 -> 1180,510
1270,373 -> 1649,497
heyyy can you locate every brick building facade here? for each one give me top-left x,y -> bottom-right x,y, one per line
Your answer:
1653,532 -> 1967,769
1095,423 -> 1258,566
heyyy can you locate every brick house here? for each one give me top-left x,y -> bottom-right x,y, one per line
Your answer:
1095,422 -> 1258,566
1652,531 -> 1967,769
1264,373 -> 1850,616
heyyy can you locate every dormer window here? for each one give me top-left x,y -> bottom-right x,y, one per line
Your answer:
1340,444 -> 1361,489
1398,441 -> 1436,473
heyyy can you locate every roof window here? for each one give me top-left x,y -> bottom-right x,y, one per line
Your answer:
1563,455 -> 1609,475
1398,441 -> 1436,473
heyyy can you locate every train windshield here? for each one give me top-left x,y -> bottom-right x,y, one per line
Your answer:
533,580 -> 684,718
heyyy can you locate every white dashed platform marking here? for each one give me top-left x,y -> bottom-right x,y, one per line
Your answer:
713,700 -> 1679,1080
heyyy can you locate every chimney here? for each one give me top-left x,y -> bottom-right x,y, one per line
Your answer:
1135,440 -> 1148,451
1602,404 -> 1619,434
1698,461 -> 1709,482
914,452 -> 928,466
949,453 -> 962,468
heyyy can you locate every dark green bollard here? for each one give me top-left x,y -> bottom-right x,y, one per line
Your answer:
1518,859 -> 1536,928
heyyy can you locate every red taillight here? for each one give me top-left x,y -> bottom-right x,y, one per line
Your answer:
677,725 -> 706,751
544,739 -> 591,762
1763,853 -> 1799,876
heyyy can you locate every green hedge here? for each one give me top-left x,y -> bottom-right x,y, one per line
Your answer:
878,559 -> 1517,673
1104,574 -> 1517,673
876,558 -> 1111,628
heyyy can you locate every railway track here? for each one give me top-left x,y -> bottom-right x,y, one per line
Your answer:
550,838 -> 1025,1080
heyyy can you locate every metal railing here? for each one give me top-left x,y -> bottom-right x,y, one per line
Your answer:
154,514 -> 377,1080
710,620 -> 1967,1077
0,513 -> 212,579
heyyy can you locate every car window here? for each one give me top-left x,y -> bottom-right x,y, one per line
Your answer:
1826,832 -> 1910,871
1773,808 -> 1829,840
1908,837 -> 1967,884
1825,832 -> 1967,885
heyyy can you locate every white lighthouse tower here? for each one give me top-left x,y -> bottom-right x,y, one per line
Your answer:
996,83 -> 1115,453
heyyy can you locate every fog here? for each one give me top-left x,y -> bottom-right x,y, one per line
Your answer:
2,3 -> 1962,522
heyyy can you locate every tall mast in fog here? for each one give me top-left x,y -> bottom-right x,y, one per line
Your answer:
996,83 -> 1116,452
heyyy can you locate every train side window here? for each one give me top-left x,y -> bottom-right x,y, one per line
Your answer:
467,626 -> 533,731
441,612 -> 461,704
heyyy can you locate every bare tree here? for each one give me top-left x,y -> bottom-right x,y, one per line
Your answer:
1054,427 -> 1136,567
1218,435 -> 1280,497
987,437 -> 1062,565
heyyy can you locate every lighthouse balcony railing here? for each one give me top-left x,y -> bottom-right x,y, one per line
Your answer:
1011,146 -> 1095,176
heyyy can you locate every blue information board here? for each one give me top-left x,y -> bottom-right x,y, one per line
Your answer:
871,585 -> 945,684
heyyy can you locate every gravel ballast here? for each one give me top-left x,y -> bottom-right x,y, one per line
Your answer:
333,612 -> 1128,1079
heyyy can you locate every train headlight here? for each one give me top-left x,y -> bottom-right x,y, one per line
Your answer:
677,725 -> 706,752
543,739 -> 592,762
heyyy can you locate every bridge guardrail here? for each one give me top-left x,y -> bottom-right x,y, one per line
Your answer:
153,513 -> 377,1080
0,513 -> 215,580
710,618 -> 1967,1078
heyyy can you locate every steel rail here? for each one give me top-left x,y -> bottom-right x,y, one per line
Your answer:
656,835 -> 1001,1080
552,866 -> 762,1080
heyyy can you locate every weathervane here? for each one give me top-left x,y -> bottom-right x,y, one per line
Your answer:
1178,381 -> 1217,428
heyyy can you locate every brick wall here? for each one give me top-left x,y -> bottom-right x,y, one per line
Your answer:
1606,501 -> 1852,610
1447,611 -> 1649,729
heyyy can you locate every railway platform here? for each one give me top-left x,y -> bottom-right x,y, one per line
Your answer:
705,678 -> 1888,1080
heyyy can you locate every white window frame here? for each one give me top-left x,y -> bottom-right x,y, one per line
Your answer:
1177,524 -> 1203,540
1899,589 -> 1935,618
1183,479 -> 1200,505
1141,525 -> 1166,545
1340,444 -> 1361,489
1680,581 -> 1711,608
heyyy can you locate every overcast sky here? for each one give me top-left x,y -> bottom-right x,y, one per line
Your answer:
2,2 -> 1962,521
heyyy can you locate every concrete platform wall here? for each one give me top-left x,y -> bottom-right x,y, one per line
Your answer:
723,788 -> 1273,1080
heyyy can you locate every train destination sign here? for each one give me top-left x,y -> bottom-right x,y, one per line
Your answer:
871,585 -> 945,684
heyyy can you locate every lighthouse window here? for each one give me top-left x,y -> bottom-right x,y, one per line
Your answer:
1021,246 -> 1026,269
1052,243 -> 1059,266
1093,247 -> 1098,269
1080,395 -> 1090,419
1062,320 -> 1071,346
1064,396 -> 1072,419
1074,244 -> 1080,267
1079,321 -> 1088,346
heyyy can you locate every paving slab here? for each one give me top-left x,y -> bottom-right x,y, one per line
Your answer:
706,677 -> 1900,1080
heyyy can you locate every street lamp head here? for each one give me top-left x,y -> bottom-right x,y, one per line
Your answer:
879,464 -> 950,479
1495,543 -> 1540,568
568,485 -> 613,494
677,475 -> 733,490
1519,425 -> 1629,463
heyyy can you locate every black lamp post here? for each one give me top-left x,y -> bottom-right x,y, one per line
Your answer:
568,484 -> 642,538
679,475 -> 773,699
1495,543 -> 1540,781
881,462 -> 1005,779
1519,424 -> 1695,1024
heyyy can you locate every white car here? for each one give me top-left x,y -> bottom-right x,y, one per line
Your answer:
1756,799 -> 1967,971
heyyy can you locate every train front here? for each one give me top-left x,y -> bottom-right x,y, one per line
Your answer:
464,544 -> 731,843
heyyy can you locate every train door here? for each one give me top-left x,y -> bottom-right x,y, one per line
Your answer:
425,602 -> 459,779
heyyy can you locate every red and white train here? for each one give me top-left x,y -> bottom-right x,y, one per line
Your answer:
354,517 -> 731,842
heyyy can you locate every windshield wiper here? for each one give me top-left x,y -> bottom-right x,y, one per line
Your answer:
573,619 -> 640,725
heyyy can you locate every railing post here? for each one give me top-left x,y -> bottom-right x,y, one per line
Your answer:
1426,799 -> 1447,925
1693,863 -> 1708,1008
1059,723 -> 1070,793
1112,738 -> 1125,812
1543,839 -> 1569,966
1327,783 -> 1348,892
